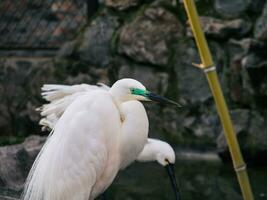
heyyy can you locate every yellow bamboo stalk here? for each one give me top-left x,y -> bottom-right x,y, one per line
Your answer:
182,1 -> 254,200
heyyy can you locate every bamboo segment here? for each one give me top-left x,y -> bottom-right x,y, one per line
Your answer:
206,71 -> 254,200
182,0 -> 254,200
183,0 -> 213,68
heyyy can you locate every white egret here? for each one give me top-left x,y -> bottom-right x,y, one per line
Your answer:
22,79 -> 181,200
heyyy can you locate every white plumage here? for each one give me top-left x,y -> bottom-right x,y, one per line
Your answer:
22,79 -> 179,200
38,83 -> 109,130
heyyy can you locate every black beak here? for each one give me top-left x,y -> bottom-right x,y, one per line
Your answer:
147,92 -> 182,107
165,163 -> 181,200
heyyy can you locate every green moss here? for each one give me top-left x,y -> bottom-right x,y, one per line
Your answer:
0,136 -> 25,146
196,0 -> 217,16
110,26 -> 121,55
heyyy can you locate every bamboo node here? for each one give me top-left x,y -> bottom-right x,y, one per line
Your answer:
235,164 -> 247,172
203,65 -> 216,73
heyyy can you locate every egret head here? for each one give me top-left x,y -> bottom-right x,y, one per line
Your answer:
137,139 -> 180,200
153,140 -> 180,200
155,141 -> 176,166
110,78 -> 181,106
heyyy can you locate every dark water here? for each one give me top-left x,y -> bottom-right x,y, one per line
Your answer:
1,154 -> 266,200
106,155 -> 267,200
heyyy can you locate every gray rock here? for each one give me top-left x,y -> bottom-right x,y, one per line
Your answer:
0,135 -> 45,191
0,58 -> 55,137
0,56 -> 110,138
143,91 -> 220,149
187,17 -> 251,39
105,0 -> 140,10
242,54 -> 264,69
229,38 -> 266,54
254,2 -> 267,40
118,1 -> 183,67
169,109 -> 220,148
215,0 -> 250,18
217,109 -> 267,162
242,53 -> 267,96
174,40 -> 212,104
118,62 -> 169,95
192,114 -> 219,139
57,40 -> 77,58
65,68 -> 110,86
227,39 -> 255,105
0,193 -> 19,200
78,10 -> 120,67
248,0 -> 266,13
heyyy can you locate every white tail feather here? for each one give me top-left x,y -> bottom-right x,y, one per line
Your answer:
41,84 -> 102,101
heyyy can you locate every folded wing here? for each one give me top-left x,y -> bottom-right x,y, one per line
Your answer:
23,91 -> 121,200
38,83 -> 110,130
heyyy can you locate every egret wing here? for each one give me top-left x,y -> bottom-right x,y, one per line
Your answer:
39,83 -> 110,130
22,91 -> 121,200
41,83 -> 109,102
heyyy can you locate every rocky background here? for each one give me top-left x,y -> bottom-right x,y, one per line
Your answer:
1,0 -> 267,199
0,0 -> 87,48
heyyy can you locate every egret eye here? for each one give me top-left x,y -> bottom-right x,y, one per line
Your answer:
130,88 -> 135,94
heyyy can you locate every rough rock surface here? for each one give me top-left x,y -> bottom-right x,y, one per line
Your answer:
174,40 -> 212,104
0,136 -> 45,194
105,0 -> 140,10
118,1 -> 183,66
78,10 -> 120,67
217,110 -> 267,163
0,58 -> 55,137
214,0 -> 250,18
254,2 -> 267,40
118,62 -> 169,95
227,39 -> 254,105
188,17 -> 252,39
